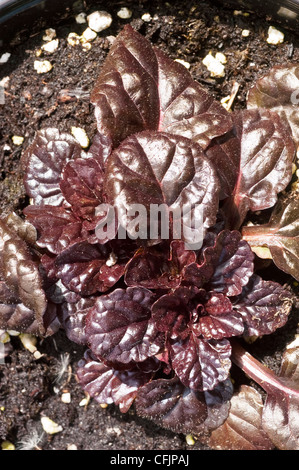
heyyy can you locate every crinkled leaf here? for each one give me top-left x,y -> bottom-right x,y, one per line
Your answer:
85,287 -> 163,366
23,205 -> 84,255
4,212 -> 37,246
135,376 -> 232,435
22,128 -> 83,206
54,241 -> 126,295
135,377 -> 208,434
233,274 -> 293,337
91,24 -> 232,149
242,195 -> 299,281
59,296 -> 97,345
198,293 -> 244,340
207,385 -> 274,450
86,132 -> 112,168
183,230 -> 255,296
77,350 -> 153,413
0,219 -> 56,336
124,241 -> 196,289
105,131 -> 220,245
170,335 -> 232,391
247,63 -> 299,146
60,157 -> 104,221
221,109 -> 295,228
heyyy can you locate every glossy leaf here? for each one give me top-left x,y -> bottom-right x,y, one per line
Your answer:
85,287 -> 163,366
170,335 -> 232,391
22,128 -> 82,206
242,195 -> 299,281
91,24 -> 232,149
54,241 -> 126,295
23,205 -> 84,255
183,230 -> 255,296
105,131 -> 220,244
207,385 -> 274,450
221,109 -> 295,228
233,274 -> 293,337
0,219 -> 57,336
124,241 -> 196,289
60,157 -> 104,221
135,376 -> 233,435
59,296 -> 97,345
247,63 -> 299,146
77,350 -> 154,413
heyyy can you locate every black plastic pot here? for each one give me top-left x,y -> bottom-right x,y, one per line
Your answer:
0,0 -> 82,44
218,0 -> 299,29
0,0 -> 299,46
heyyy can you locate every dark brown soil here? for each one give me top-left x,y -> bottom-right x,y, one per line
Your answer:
0,0 -> 298,451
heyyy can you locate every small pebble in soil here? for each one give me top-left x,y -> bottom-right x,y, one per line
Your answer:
34,60 -> 53,74
87,11 -> 113,33
79,397 -> 89,407
174,58 -> 190,69
267,26 -> 284,45
202,52 -> 226,77
82,27 -> 97,43
185,434 -> 195,446
141,13 -> 152,22
67,32 -> 81,47
41,416 -> 63,435
71,126 -> 90,148
42,28 -> 56,42
67,444 -> 78,450
117,7 -> 132,19
1,440 -> 15,450
75,12 -> 87,24
61,392 -> 71,404
41,39 -> 59,53
242,29 -> 250,37
11,135 -> 24,146
0,52 -> 11,64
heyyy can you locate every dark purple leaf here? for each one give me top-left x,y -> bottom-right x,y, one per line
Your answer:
242,195 -> 299,281
197,293 -> 244,340
104,131 -> 220,245
86,132 -> 112,168
59,296 -> 97,345
170,335 -> 232,391
135,376 -> 233,435
85,287 -> 164,366
0,219 -> 58,336
22,128 -> 83,206
124,241 -> 196,289
135,377 -> 208,434
205,129 -> 240,199
23,205 -> 84,255
233,274 -> 293,337
247,63 -> 299,146
221,109 -> 295,228
54,241 -> 125,295
77,350 -> 153,413
60,157 -> 104,221
91,24 -> 232,149
183,230 -> 255,296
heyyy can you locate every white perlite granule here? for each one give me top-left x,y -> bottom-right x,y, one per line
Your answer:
87,11 -> 112,32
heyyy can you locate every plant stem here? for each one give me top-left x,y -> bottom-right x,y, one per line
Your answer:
231,339 -> 299,398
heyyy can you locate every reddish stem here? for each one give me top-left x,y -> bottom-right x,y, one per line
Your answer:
231,339 -> 299,399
